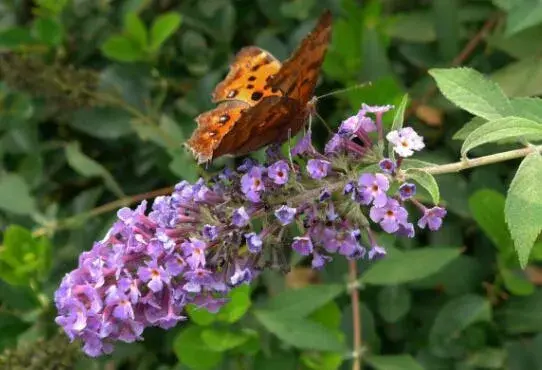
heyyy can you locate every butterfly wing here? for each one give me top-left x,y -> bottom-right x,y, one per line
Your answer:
212,46 -> 283,105
186,47 -> 284,163
213,95 -> 303,158
268,10 -> 332,104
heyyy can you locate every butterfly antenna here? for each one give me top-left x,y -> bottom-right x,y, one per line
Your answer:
314,111 -> 333,134
316,82 -> 371,100
287,128 -> 295,169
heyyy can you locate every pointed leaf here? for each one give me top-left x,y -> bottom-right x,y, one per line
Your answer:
505,152 -> 542,267
377,285 -> 412,323
366,355 -> 424,370
0,174 -> 36,215
360,247 -> 462,285
260,284 -> 344,318
254,310 -> 345,352
468,190 -> 513,251
429,68 -> 514,120
461,117 -> 542,156
124,12 -> 147,48
65,142 -> 125,197
405,168 -> 440,204
150,12 -> 182,52
389,94 -> 409,159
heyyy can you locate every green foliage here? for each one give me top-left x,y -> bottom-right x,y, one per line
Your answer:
1,0 -> 542,369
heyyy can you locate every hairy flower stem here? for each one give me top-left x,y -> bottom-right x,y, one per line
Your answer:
349,259 -> 362,370
421,144 -> 542,175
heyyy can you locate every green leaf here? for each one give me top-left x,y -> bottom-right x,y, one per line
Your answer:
173,326 -> 223,370
71,107 -> 133,139
254,310 -> 345,352
216,284 -> 251,323
366,355 -> 424,370
500,267 -> 535,296
259,284 -> 344,318
466,347 -> 506,369
429,295 -> 491,353
461,117 -> 542,156
186,304 -> 216,326
0,225 -> 51,285
201,329 -> 250,352
101,35 -> 145,62
511,97 -> 542,121
309,302 -> 342,330
505,152 -> 542,267
0,312 -> 31,350
124,12 -> 148,48
468,190 -> 513,251
452,116 -> 486,141
506,0 -> 542,36
0,174 -> 36,215
386,12 -> 436,42
149,12 -> 182,52
492,57 -> 542,97
0,27 -> 35,49
32,17 -> 63,46
499,289 -> 542,334
405,168 -> 440,204
360,247 -> 462,285
429,68 -> 514,120
433,0 -> 460,61
377,285 -> 412,323
65,142 -> 125,197
388,94 -> 409,159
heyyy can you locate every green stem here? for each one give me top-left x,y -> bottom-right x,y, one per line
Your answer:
420,145 -> 542,176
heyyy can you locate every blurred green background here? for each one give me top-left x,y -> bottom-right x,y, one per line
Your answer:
1,0 -> 542,369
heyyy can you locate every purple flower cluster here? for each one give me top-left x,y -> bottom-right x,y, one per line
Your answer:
55,103 -> 447,357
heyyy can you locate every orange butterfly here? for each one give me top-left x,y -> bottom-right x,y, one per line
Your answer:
186,10 -> 332,164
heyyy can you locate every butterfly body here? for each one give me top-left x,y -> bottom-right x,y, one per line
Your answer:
186,11 -> 332,164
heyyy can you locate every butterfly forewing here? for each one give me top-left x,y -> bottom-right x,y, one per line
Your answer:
186,10 -> 332,164
212,46 -> 283,105
268,10 -> 332,105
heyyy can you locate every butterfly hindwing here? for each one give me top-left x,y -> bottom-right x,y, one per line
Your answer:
186,101 -> 250,163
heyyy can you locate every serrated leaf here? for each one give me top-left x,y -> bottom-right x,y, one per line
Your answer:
360,247 -> 461,285
452,116 -> 486,141
429,68 -> 514,120
377,285 -> 411,323
254,311 -> 345,352
65,142 -> 125,197
505,152 -> 542,267
468,189 -> 513,251
461,117 -> 542,156
405,168 -> 440,204
0,174 -> 36,215
150,12 -> 182,52
366,355 -> 424,370
260,284 -> 344,318
124,12 -> 147,48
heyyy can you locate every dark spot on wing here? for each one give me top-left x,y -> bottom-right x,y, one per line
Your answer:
247,84 -> 254,89
251,64 -> 261,72
251,91 -> 263,101
248,76 -> 256,81
271,87 -> 279,93
218,114 -> 230,124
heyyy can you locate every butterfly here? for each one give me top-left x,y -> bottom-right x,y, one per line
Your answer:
186,10 -> 332,164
